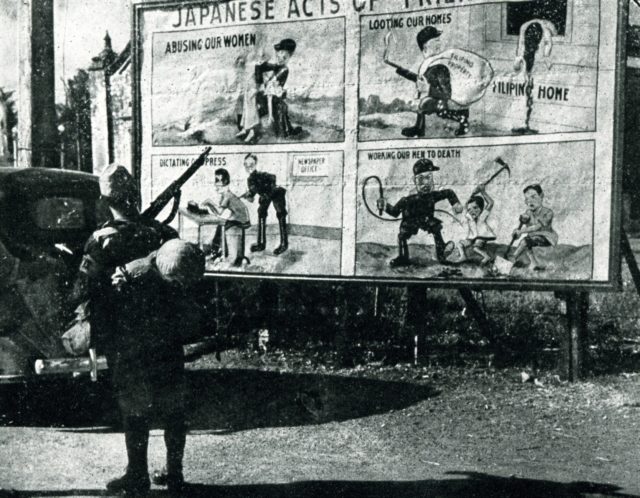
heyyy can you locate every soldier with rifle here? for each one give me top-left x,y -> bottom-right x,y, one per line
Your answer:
70,149 -> 209,496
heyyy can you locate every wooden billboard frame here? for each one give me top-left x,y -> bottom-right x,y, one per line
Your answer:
131,0 -> 629,293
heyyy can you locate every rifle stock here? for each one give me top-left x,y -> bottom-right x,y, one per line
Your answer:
142,146 -> 212,221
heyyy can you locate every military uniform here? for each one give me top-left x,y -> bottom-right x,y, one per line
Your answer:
246,170 -> 288,255
382,159 -> 460,267
397,27 -> 470,137
72,165 -> 185,496
73,217 -> 179,490
385,190 -> 460,264
254,38 -> 302,138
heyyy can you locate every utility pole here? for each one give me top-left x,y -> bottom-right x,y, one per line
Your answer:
17,0 -> 59,168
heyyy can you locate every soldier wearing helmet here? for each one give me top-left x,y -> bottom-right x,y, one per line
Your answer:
376,158 -> 463,267
254,38 -> 303,138
391,26 -> 471,137
71,164 -> 190,496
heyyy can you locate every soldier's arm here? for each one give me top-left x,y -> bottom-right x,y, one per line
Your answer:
395,67 -> 418,82
246,176 -> 258,197
111,251 -> 160,291
266,172 -> 278,189
276,68 -> 289,87
385,197 -> 405,218
432,189 -> 460,206
68,236 -> 113,308
255,62 -> 279,84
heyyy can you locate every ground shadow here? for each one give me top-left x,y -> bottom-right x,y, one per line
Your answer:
0,368 -> 438,431
4,471 -> 637,497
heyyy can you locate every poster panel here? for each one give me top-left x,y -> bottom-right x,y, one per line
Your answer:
133,0 -> 626,290
357,141 -> 596,281
150,151 -> 344,276
358,2 -> 601,141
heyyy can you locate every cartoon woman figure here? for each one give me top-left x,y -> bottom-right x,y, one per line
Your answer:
234,55 -> 262,143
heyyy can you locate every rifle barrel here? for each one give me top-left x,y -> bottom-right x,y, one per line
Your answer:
142,147 -> 212,220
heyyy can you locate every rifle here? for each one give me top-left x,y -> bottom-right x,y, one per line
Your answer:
383,32 -> 419,82
34,147 -> 212,382
142,146 -> 212,224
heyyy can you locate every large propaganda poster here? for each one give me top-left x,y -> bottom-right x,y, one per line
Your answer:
133,0 -> 626,290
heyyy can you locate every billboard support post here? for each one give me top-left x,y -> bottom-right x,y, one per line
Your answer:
621,229 -> 640,295
458,289 -> 496,347
557,292 -> 589,382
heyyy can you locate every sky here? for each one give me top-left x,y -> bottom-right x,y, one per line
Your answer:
0,0 -> 130,101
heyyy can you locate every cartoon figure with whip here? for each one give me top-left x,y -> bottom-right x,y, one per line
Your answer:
373,158 -> 463,267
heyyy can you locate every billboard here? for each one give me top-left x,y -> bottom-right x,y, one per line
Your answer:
133,0 -> 627,290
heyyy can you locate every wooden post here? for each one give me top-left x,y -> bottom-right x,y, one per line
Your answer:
405,286 -> 428,363
17,0 -> 59,168
560,292 -> 589,381
335,284 -> 356,367
621,229 -> 640,296
458,288 -> 496,345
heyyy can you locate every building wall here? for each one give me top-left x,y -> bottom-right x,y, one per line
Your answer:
479,0 -> 599,133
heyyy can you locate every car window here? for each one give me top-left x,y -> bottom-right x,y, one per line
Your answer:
31,197 -> 87,230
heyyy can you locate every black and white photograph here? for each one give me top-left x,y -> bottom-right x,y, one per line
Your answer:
1,1 -> 640,497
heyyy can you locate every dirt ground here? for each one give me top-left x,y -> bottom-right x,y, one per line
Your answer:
1,350 -> 640,498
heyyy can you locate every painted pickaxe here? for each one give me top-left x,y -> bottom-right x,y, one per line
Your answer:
478,157 -> 511,190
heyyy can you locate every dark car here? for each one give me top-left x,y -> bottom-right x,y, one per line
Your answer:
0,167 -> 109,383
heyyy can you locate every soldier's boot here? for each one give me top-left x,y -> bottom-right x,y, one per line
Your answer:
390,238 -> 411,267
434,232 -> 456,263
401,113 -> 425,138
107,417 -> 150,496
453,109 -> 470,136
273,217 -> 289,255
251,217 -> 267,252
438,108 -> 470,136
166,416 -> 187,496
279,106 -> 302,138
152,414 -> 187,493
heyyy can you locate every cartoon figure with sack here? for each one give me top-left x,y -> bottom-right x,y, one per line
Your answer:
384,26 -> 494,137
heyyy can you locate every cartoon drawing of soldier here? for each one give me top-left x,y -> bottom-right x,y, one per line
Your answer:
376,158 -> 463,267
384,27 -> 472,137
241,153 -> 289,255
254,38 -> 303,139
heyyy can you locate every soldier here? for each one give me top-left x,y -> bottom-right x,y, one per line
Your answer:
70,165 -> 182,496
255,38 -> 303,138
391,26 -> 471,137
377,158 -> 463,267
241,153 -> 288,255
111,238 -> 206,496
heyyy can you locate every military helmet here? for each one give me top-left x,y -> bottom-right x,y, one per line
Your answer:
155,239 -> 205,287
417,26 -> 442,50
99,164 -> 137,207
413,158 -> 439,176
274,38 -> 296,54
